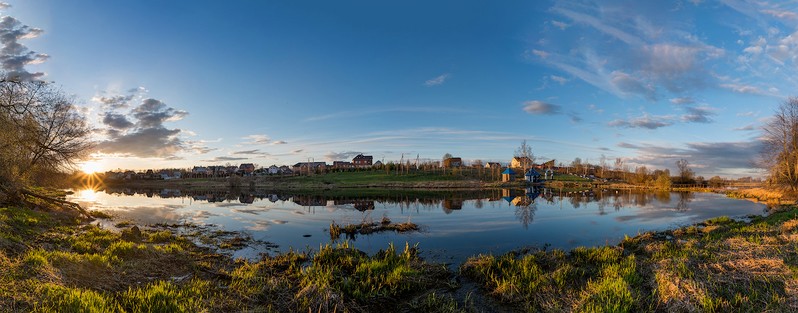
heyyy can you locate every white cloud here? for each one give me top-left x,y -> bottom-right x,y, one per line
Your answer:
720,83 -> 765,95
550,75 -> 568,85
0,11 -> 49,80
552,6 -> 643,46
424,73 -> 450,86
761,9 -> 798,20
608,114 -> 674,129
733,124 -> 755,131
551,20 -> 569,30
530,49 -> 549,59
96,94 -> 196,158
670,97 -> 695,105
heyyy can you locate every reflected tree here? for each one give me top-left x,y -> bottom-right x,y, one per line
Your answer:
675,192 -> 694,211
514,202 -> 537,229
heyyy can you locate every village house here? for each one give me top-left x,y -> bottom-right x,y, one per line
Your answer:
443,157 -> 463,168
159,169 -> 182,180
525,169 -> 542,183
333,161 -> 354,169
485,162 -> 502,169
511,157 -> 533,169
192,166 -> 210,176
536,159 -> 556,170
267,165 -> 280,174
279,165 -> 293,175
352,154 -> 373,168
239,163 -> 256,176
292,162 -> 327,174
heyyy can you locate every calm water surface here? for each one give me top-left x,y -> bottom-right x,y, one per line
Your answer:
68,188 -> 768,264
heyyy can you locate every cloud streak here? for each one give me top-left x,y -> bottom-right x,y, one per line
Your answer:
424,73 -> 450,86
523,100 -> 562,115
608,114 -> 674,129
619,140 -> 764,177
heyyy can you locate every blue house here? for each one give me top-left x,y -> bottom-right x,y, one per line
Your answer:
525,169 -> 542,183
501,168 -> 516,182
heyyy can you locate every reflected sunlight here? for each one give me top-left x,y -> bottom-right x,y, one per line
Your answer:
77,188 -> 99,202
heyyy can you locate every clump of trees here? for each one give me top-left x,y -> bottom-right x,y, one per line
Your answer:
762,97 -> 798,193
0,78 -> 92,208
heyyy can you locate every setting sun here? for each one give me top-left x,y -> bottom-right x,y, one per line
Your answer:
80,161 -> 103,174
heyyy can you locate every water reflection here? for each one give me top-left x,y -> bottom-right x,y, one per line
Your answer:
70,187 -> 767,264
85,187 -> 723,228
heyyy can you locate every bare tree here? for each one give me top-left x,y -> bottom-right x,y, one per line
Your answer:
675,159 -> 694,184
0,79 -> 92,208
514,140 -> 535,173
763,97 -> 798,193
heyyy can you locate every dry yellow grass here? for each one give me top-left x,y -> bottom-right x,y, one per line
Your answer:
727,188 -> 788,204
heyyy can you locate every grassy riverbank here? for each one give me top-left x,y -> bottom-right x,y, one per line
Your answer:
3,200 -> 798,312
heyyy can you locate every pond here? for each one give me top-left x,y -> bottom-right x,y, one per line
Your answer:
68,187 -> 768,264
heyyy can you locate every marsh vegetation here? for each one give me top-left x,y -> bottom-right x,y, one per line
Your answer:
2,196 -> 798,312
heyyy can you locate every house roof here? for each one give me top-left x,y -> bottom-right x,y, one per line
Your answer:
525,169 -> 541,176
502,168 -> 516,175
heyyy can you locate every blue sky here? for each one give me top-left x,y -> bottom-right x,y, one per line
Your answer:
5,0 -> 796,177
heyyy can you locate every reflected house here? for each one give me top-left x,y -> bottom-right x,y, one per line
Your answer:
293,195 -> 326,207
501,168 -> 516,182
239,194 -> 255,204
333,200 -> 375,211
525,187 -> 541,202
511,196 -> 532,207
442,198 -> 463,213
353,200 -> 375,211
160,189 -> 181,198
